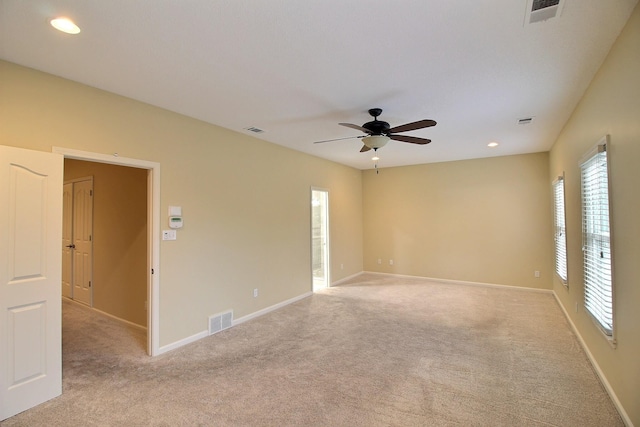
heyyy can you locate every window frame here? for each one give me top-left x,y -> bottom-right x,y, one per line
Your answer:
552,174 -> 568,285
579,135 -> 616,343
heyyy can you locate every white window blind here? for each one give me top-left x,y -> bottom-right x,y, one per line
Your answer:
580,140 -> 613,336
552,176 -> 568,284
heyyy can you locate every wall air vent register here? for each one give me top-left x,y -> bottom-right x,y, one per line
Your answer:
526,0 -> 565,24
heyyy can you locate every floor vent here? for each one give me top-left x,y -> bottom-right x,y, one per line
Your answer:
525,0 -> 564,24
208,310 -> 233,335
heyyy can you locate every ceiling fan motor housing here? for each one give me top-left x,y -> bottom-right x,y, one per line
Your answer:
363,108 -> 389,135
363,120 -> 390,135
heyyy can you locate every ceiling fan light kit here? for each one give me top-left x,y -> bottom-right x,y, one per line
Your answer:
362,135 -> 390,150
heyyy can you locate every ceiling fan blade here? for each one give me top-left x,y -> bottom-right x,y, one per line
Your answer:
389,134 -> 432,145
339,123 -> 372,133
313,135 -> 363,144
387,119 -> 436,134
360,145 -> 371,152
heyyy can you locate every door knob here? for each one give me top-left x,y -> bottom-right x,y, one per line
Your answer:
65,244 -> 76,249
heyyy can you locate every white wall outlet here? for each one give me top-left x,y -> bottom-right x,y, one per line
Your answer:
377,258 -> 382,265
340,263 -> 344,270
162,230 -> 177,241
253,288 -> 258,298
534,270 -> 540,278
389,259 -> 394,265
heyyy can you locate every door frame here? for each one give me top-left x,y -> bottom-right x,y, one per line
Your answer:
53,147 -> 160,356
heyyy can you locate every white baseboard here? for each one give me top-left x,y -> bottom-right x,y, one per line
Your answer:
63,297 -> 147,331
156,291 -> 313,355
157,330 -> 208,355
552,292 -> 633,427
331,271 -> 364,287
233,291 -> 312,326
362,271 -> 553,294
91,307 -> 147,332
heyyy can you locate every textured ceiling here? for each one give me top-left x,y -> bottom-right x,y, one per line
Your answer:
1,0 -> 637,169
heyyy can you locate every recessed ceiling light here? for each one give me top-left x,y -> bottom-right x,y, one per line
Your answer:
50,17 -> 81,35
488,142 -> 499,148
372,156 -> 380,161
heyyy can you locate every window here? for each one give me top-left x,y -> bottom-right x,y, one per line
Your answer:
552,175 -> 568,284
580,137 -> 614,337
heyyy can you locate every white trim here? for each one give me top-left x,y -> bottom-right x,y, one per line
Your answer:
92,308 -> 147,332
64,175 -> 94,185
155,291 -> 313,355
331,271 -> 364,287
53,146 -> 160,169
363,271 -> 553,294
156,331 -> 209,355
579,134 -> 609,167
233,292 -> 313,326
148,165 -> 161,356
552,292 -> 632,427
53,147 -> 161,356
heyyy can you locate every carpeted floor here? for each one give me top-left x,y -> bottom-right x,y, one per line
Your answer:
1,274 -> 623,426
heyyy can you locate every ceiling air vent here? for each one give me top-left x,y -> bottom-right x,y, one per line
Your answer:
245,126 -> 264,134
518,117 -> 535,125
525,0 -> 565,24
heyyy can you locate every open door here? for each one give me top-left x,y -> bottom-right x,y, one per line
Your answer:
0,145 -> 63,420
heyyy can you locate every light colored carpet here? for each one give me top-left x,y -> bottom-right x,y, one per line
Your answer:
1,274 -> 623,426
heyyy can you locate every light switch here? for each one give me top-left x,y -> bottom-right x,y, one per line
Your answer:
162,230 -> 177,241
168,206 -> 182,216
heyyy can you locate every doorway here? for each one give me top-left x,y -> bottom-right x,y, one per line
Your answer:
311,189 -> 329,291
62,177 -> 94,306
54,147 -> 160,356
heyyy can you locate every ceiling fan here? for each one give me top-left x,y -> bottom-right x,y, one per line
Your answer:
314,108 -> 436,152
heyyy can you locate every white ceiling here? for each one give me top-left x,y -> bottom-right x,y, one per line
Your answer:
1,0 -> 637,170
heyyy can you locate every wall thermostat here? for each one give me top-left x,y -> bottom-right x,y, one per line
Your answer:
168,206 -> 183,228
169,216 -> 183,229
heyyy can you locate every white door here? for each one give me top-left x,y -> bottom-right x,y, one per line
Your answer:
62,179 -> 93,304
0,145 -> 63,420
311,189 -> 329,291
61,183 -> 73,298
71,179 -> 93,306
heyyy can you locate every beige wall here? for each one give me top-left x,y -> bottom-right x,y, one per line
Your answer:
549,4 -> 640,424
362,153 -> 553,289
64,159 -> 148,327
0,60 -> 363,346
